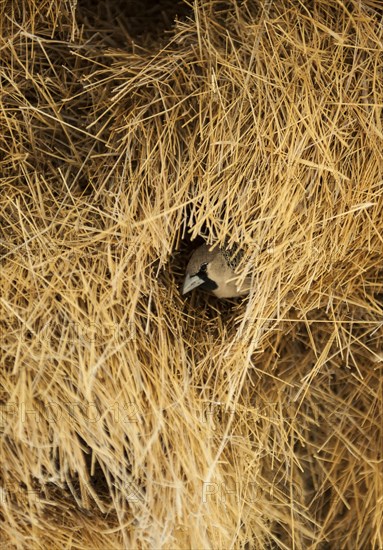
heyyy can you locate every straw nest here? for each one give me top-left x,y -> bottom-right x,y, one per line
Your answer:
1,0 -> 383,548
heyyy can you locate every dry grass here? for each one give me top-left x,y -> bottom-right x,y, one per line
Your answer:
1,0 -> 383,548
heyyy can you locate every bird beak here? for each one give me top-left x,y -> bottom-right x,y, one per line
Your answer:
181,274 -> 204,295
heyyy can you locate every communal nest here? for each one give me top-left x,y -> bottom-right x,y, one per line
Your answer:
1,0 -> 383,548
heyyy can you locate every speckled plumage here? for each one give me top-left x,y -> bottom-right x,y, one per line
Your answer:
181,243 -> 250,298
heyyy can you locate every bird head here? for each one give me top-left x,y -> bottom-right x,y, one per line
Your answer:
181,243 -> 249,298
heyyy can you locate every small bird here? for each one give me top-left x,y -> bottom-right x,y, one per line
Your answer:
181,243 -> 251,298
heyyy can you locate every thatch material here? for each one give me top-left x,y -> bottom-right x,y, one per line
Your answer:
1,0 -> 383,548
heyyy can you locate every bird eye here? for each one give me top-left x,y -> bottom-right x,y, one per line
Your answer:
200,263 -> 207,273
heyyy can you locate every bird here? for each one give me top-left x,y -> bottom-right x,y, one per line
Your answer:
181,242 -> 251,298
